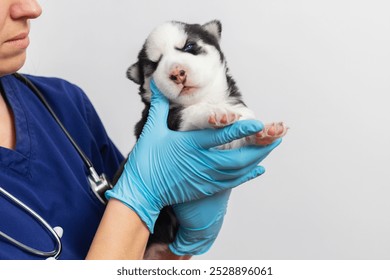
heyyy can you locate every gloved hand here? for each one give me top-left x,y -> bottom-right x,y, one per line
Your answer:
169,139 -> 281,256
169,189 -> 232,256
106,79 -> 280,233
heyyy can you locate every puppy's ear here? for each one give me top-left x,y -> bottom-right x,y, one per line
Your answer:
127,62 -> 142,84
202,20 -> 222,42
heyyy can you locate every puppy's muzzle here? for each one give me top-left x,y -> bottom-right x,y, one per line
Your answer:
169,66 -> 187,85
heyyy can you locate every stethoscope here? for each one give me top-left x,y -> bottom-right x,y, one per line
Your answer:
0,73 -> 113,259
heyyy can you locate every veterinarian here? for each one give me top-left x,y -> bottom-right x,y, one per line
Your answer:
0,0 -> 282,260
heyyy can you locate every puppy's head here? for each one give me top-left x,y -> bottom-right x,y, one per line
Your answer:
127,20 -> 226,106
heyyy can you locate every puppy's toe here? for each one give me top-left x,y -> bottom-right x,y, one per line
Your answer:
247,122 -> 289,146
208,109 -> 241,128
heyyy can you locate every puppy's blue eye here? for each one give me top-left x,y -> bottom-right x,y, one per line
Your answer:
183,43 -> 195,52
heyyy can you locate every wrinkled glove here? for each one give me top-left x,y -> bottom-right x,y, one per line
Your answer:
169,189 -> 232,256
169,139 -> 281,256
106,79 -> 275,233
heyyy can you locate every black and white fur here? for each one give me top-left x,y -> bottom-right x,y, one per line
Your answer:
125,20 -> 286,253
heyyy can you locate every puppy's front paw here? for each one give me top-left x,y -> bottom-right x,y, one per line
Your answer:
247,122 -> 288,146
208,109 -> 241,128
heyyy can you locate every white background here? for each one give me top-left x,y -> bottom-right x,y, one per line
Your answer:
22,0 -> 390,259
3,260 -> 390,280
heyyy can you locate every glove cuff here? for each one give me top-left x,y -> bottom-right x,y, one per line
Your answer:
105,170 -> 160,233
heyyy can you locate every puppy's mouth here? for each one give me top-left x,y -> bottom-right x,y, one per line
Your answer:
180,85 -> 196,95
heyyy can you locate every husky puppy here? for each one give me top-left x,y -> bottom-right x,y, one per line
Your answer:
126,20 -> 287,254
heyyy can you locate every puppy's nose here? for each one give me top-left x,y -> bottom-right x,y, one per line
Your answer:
169,68 -> 187,84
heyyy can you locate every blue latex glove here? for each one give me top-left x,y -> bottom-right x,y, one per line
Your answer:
106,79 -> 276,233
169,139 -> 281,256
169,189 -> 232,256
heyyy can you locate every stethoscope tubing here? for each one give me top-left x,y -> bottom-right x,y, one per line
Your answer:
12,73 -> 95,171
13,73 -> 112,204
0,73 -> 112,259
0,187 -> 62,259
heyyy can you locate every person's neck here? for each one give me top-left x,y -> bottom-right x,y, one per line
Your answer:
0,87 -> 16,150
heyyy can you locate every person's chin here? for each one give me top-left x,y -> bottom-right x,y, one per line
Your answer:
0,52 -> 27,76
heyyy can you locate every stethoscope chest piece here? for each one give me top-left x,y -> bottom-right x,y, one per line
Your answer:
13,73 -> 113,205
0,73 -> 114,259
88,167 -> 113,204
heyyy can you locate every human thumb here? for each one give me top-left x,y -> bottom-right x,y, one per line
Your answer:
142,79 -> 170,134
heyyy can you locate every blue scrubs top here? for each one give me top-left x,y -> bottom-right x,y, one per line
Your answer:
0,74 -> 125,259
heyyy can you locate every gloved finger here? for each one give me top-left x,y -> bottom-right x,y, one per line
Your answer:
206,138 -> 282,170
209,158 -> 270,182
192,120 -> 264,149
143,78 -> 170,132
217,165 -> 267,190
201,160 -> 264,182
